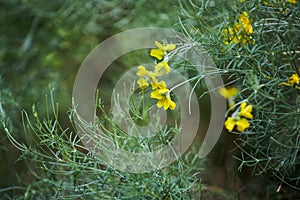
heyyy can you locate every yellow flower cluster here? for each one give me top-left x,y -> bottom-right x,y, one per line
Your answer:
225,102 -> 253,132
219,87 -> 253,133
222,11 -> 254,45
136,41 -> 177,110
279,73 -> 300,90
150,41 -> 176,61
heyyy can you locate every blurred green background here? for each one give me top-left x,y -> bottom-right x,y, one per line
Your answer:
0,0 -> 178,191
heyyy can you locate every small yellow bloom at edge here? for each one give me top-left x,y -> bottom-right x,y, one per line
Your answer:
288,73 -> 299,86
287,0 -> 296,4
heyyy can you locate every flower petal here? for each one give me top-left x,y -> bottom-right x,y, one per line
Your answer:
239,102 -> 253,119
163,98 -> 169,110
137,78 -> 149,89
150,88 -> 168,100
150,49 -> 164,60
151,90 -> 163,99
155,62 -> 171,74
162,62 -> 171,74
236,118 -> 250,132
288,73 -> 299,86
224,117 -> 236,132
167,97 -> 176,110
136,65 -> 149,76
151,80 -> 167,90
154,41 -> 164,49
218,87 -> 238,99
157,98 -> 165,108
163,44 -> 176,51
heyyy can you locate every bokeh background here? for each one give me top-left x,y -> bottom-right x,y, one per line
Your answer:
0,0 -> 177,194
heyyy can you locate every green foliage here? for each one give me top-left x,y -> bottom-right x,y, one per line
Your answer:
0,0 -> 178,120
2,91 -> 203,199
180,0 -> 300,190
0,0 -> 195,198
2,0 -> 300,198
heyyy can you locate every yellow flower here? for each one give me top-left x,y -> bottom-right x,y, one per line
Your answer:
151,87 -> 169,100
136,65 -> 149,77
239,102 -> 253,119
137,77 -> 149,89
224,101 -> 253,132
155,61 -> 171,74
148,70 -> 163,81
287,0 -> 296,4
157,96 -> 176,110
222,27 -> 236,45
154,41 -> 176,52
150,88 -> 167,102
218,87 -> 238,99
150,41 -> 176,60
224,117 -> 250,132
150,49 -> 165,61
279,73 -> 300,88
287,73 -> 299,86
150,87 -> 176,110
222,11 -> 254,45
219,87 -> 239,108
151,80 -> 167,90
224,117 -> 236,132
238,12 -> 253,34
235,118 -> 250,132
